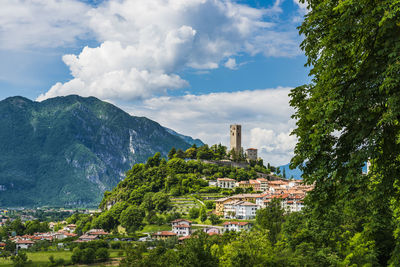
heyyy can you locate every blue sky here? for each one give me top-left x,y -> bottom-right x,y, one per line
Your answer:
0,0 -> 309,165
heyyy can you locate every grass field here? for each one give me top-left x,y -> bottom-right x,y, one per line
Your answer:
0,249 -> 124,266
139,224 -> 171,233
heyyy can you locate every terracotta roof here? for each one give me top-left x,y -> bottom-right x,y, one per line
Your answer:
88,230 -> 109,235
0,242 -> 6,247
79,234 -> 98,240
65,233 -> 77,237
217,178 -> 236,182
256,178 -> 268,182
178,235 -> 191,241
223,221 -> 249,226
153,231 -> 177,236
207,232 -> 220,236
246,148 -> 257,150
16,240 -> 35,244
268,180 -> 288,185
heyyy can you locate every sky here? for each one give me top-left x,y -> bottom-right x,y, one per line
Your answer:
0,0 -> 310,166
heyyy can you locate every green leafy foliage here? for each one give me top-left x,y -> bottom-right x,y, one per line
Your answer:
289,0 -> 400,265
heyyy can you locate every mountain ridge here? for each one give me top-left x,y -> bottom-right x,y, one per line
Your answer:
0,95 -> 197,207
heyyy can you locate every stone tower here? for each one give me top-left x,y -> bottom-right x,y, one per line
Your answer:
230,124 -> 242,154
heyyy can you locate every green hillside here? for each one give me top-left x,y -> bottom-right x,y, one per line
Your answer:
0,95 -> 192,207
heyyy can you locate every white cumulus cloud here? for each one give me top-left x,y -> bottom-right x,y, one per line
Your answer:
125,87 -> 296,165
0,0 -> 90,50
36,0 -> 302,101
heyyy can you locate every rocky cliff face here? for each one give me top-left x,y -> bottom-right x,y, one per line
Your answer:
0,95 -> 194,207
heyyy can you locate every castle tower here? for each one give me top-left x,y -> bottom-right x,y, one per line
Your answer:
230,124 -> 242,154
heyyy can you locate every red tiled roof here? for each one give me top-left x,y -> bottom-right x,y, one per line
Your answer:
223,221 -> 249,226
207,232 -> 220,236
178,235 -> 191,241
16,240 -> 35,244
153,231 -> 177,236
217,178 -> 236,182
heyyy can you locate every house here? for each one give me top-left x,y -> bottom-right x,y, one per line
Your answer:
217,178 -> 236,189
152,231 -> 177,240
215,197 -> 234,215
224,201 -> 258,220
64,224 -> 76,232
203,227 -> 221,235
171,219 -> 192,227
215,194 -> 261,215
87,229 -> 109,236
15,240 -> 35,250
0,242 -> 5,250
256,178 -> 269,191
171,219 -> 192,236
223,221 -> 251,232
237,181 -> 252,189
77,234 -> 99,242
172,223 -> 191,236
237,180 -> 262,191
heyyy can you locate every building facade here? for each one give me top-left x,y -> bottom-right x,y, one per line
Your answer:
217,178 -> 236,189
246,148 -> 258,161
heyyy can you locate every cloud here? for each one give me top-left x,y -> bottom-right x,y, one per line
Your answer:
293,0 -> 308,12
125,87 -> 296,165
0,0 -> 90,50
224,58 -> 238,70
36,0 -> 302,101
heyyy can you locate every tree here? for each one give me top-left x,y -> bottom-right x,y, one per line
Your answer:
119,205 -> 145,234
96,247 -> 110,262
168,147 -> 176,160
152,192 -> 172,212
290,0 -> 400,264
175,149 -> 186,159
220,230 -> 274,266
189,207 -> 200,219
185,147 -> 197,159
197,145 -> 214,160
200,207 -> 207,222
208,214 -> 221,225
256,198 -> 285,244
11,251 -> 31,267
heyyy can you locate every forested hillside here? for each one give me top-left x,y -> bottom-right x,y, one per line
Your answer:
0,95 -> 192,207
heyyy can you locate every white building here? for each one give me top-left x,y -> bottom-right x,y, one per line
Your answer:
16,240 -> 35,250
223,221 -> 251,232
283,200 -> 304,213
217,178 -> 236,189
224,201 -> 258,220
256,178 -> 269,192
171,219 -> 192,237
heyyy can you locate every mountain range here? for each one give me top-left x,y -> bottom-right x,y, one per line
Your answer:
0,95 -> 199,207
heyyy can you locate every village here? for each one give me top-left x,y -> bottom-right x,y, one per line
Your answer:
0,125 -> 313,249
